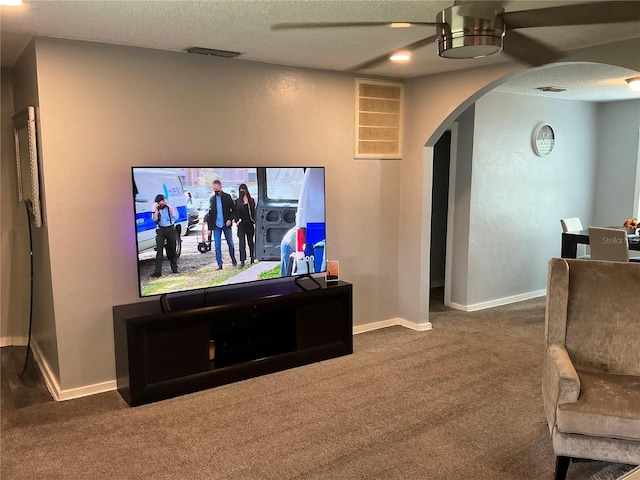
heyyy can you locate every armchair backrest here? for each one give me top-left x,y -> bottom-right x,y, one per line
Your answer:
546,258 -> 640,375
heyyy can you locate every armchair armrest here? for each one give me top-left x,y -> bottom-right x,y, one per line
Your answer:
548,344 -> 581,404
542,344 -> 581,431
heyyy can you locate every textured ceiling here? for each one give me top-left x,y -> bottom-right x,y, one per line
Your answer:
494,63 -> 640,102
1,0 -> 639,101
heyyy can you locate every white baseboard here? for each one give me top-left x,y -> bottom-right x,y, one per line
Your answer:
25,315 -> 433,402
56,379 -> 117,402
1,336 -> 12,347
30,340 -> 116,402
397,318 -> 433,331
354,317 -> 432,334
446,301 -> 469,311
447,289 -> 546,312
30,339 -> 62,401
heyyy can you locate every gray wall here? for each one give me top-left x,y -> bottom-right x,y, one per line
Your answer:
3,41 -> 61,383
5,33 -> 640,396
401,62 -> 521,324
448,93 -> 640,308
1,67 -> 18,345
459,91 -> 599,307
401,41 -> 640,320
25,37 -> 402,391
448,105 -> 475,306
592,100 -> 640,225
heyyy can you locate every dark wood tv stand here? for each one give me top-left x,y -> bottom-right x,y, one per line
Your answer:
113,279 -> 353,406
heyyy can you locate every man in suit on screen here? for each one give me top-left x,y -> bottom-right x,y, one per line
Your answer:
209,179 -> 237,270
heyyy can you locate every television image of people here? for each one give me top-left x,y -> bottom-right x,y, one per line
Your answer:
131,166 -> 326,297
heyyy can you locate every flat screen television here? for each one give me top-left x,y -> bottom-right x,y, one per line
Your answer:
131,166 -> 326,298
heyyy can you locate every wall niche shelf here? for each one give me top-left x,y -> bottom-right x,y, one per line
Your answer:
113,279 -> 353,406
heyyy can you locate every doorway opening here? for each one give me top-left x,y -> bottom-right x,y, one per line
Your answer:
429,130 -> 452,313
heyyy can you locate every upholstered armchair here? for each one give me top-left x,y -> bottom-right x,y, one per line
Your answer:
543,258 -> 640,480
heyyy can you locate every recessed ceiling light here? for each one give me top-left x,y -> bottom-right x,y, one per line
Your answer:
390,23 -> 412,28
390,52 -> 412,63
626,77 -> 640,92
0,0 -> 23,6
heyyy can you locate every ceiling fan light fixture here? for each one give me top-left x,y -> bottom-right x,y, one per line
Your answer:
436,5 -> 505,59
438,35 -> 503,59
626,77 -> 640,92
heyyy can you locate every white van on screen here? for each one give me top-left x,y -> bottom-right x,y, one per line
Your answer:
132,168 -> 189,257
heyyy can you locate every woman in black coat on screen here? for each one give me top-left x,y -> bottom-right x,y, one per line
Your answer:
235,183 -> 256,268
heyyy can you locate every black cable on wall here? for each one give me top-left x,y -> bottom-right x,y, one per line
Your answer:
19,201 -> 35,377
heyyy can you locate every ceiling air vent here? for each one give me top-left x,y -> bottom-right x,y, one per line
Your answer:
355,78 -> 404,159
536,86 -> 566,93
185,47 -> 242,58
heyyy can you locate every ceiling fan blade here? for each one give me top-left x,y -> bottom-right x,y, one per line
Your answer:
348,34 -> 438,71
501,1 -> 640,29
502,30 -> 563,66
271,21 -> 439,31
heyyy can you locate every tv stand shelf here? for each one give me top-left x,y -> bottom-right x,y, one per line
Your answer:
113,280 -> 352,406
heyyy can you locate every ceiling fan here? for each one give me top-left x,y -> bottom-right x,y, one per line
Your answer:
272,1 -> 640,71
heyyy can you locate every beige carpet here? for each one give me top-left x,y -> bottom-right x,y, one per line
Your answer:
1,297 -> 635,479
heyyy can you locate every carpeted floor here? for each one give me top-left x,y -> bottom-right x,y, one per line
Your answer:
1,297 -> 635,479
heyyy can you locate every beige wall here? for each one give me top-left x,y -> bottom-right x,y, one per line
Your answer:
401,62 -> 522,324
7,34 -> 640,396
31,38 -> 401,391
1,67 -> 18,346
467,91 -> 600,307
399,39 -> 640,323
593,100 -> 640,226
4,41 -> 61,381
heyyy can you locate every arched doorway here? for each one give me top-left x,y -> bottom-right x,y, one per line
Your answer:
423,62 -> 640,317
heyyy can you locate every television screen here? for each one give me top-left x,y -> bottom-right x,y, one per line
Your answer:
131,167 -> 326,297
